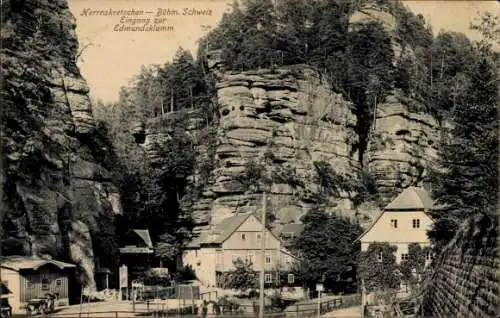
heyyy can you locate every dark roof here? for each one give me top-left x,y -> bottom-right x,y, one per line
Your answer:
384,187 -> 434,211
187,213 -> 253,248
187,213 -> 252,247
133,229 -> 153,248
96,268 -> 112,274
0,256 -> 76,272
279,223 -> 304,236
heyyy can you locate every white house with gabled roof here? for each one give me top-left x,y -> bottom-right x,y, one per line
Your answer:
183,213 -> 298,288
355,186 -> 435,264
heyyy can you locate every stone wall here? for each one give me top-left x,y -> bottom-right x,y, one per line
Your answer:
422,214 -> 499,317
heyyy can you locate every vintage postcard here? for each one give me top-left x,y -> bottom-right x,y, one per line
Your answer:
1,0 -> 498,317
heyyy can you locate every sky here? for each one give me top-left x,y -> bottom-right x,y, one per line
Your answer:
67,0 -> 499,103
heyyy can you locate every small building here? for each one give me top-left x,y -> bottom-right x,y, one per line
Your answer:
119,229 -> 154,282
0,256 -> 75,314
355,186 -> 434,264
183,213 -> 298,288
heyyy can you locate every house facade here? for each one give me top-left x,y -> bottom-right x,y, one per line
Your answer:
0,256 -> 75,314
356,187 -> 434,264
183,213 -> 298,288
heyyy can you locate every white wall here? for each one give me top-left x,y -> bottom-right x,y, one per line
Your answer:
182,248 -> 217,287
361,210 -> 432,244
1,268 -> 20,313
360,210 -> 433,264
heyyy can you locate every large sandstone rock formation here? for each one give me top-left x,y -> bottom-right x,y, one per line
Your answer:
142,1 -> 443,231
365,93 -> 440,203
143,62 -> 360,231
1,0 -> 122,290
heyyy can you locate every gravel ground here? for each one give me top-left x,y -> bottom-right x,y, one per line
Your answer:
322,306 -> 362,317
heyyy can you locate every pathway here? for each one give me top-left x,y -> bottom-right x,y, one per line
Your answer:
322,306 -> 362,317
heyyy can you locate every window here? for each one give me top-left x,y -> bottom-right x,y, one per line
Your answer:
288,274 -> 295,284
246,253 -> 254,263
377,252 -> 383,262
55,279 -> 62,286
265,255 -> 271,264
265,274 -> 272,283
256,234 -> 261,241
401,253 -> 409,261
41,278 -> 50,290
241,233 -> 246,241
390,219 -> 398,228
412,219 -> 420,228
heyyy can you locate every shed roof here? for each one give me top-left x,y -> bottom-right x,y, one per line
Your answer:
384,186 -> 434,211
133,229 -> 153,248
0,256 -> 76,272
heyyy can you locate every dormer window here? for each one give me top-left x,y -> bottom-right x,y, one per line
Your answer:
412,219 -> 420,228
390,219 -> 398,228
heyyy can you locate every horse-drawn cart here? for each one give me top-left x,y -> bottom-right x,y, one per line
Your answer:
25,293 -> 58,316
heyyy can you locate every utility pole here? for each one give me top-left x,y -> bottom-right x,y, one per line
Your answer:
258,191 -> 267,318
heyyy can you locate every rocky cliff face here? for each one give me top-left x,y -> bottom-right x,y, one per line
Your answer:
143,61 -> 360,231
366,93 -> 440,203
350,2 -> 441,204
143,2 -> 443,230
1,0 -> 122,290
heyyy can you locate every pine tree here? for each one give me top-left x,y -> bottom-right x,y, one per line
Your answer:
429,56 -> 498,248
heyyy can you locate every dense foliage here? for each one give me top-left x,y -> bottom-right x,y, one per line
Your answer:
293,206 -> 362,294
399,243 -> 431,286
93,48 -> 217,270
218,258 -> 259,291
428,14 -> 499,250
358,243 -> 401,292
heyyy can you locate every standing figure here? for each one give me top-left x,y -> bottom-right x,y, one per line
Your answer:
201,300 -> 208,318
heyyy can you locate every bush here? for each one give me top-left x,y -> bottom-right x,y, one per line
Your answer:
143,270 -> 171,286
